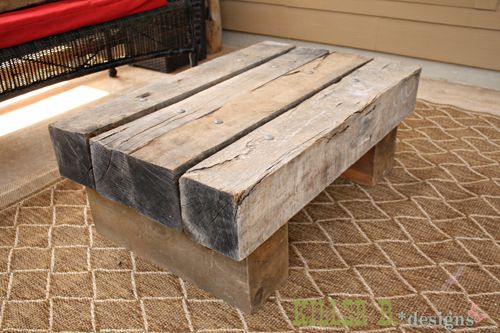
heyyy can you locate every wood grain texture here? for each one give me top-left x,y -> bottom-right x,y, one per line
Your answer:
206,0 -> 223,54
342,127 -> 398,186
180,59 -> 421,260
49,41 -> 295,188
87,189 -> 288,313
90,47 -> 329,230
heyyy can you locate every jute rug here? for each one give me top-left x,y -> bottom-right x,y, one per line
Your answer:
0,100 -> 499,332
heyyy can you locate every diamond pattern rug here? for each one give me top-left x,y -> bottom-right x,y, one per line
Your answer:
0,100 -> 499,332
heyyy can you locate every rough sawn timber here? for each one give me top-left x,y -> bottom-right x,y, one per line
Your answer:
49,41 -> 295,188
87,189 -> 288,314
180,58 -> 421,260
206,0 -> 223,54
342,127 -> 398,186
90,47 -> 330,229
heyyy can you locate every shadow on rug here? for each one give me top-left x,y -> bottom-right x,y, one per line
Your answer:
0,100 -> 499,332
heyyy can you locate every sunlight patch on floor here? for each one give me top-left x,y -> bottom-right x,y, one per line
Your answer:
0,82 -> 70,110
0,85 -> 109,137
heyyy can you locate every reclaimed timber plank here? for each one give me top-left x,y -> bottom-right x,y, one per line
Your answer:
341,127 -> 398,186
90,47 -> 330,229
206,0 -> 223,54
49,41 -> 295,188
180,59 -> 421,260
87,189 -> 288,314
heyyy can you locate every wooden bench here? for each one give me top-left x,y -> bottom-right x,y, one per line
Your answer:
49,41 -> 421,313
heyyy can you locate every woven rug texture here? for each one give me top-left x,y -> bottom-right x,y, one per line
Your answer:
0,100 -> 499,332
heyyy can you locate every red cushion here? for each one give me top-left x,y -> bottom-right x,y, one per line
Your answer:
0,0 -> 168,48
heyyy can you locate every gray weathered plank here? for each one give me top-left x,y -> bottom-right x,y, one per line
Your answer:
90,47 -> 329,229
49,41 -> 295,188
180,59 -> 421,260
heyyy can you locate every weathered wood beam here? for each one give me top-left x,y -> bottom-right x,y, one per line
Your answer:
49,41 -> 295,188
87,189 -> 288,314
90,47 -> 331,229
342,127 -> 398,186
180,59 -> 421,260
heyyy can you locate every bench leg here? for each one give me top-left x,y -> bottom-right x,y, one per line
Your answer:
341,127 -> 398,186
87,189 -> 288,314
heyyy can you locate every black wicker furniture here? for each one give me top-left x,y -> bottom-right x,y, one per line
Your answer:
0,0 -> 206,101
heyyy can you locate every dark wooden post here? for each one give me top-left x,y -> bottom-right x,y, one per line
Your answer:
342,127 -> 398,186
87,189 -> 288,313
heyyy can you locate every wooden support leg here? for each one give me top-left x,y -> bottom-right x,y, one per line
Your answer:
341,127 -> 398,186
87,189 -> 288,314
